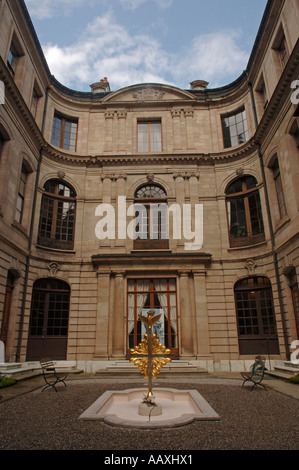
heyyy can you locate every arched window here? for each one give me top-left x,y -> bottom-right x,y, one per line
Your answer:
134,184 -> 168,249
38,180 -> 76,250
27,279 -> 70,361
234,277 -> 279,355
226,175 -> 265,247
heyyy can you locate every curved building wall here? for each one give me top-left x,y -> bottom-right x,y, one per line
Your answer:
0,0 -> 298,371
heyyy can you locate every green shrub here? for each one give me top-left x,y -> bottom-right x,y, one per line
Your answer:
290,373 -> 299,384
0,376 -> 17,388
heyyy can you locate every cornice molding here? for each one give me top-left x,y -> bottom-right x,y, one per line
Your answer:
43,137 -> 258,168
255,38 -> 299,146
0,59 -> 44,149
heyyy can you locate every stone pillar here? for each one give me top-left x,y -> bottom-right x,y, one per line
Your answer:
184,109 -> 195,150
193,271 -> 211,357
171,109 -> 182,150
104,111 -> 114,152
101,174 -> 112,203
112,272 -> 126,358
173,172 -> 185,249
99,175 -> 113,248
189,172 -> 200,204
94,271 -> 110,358
117,111 -> 127,152
179,271 -> 194,357
115,174 -> 127,248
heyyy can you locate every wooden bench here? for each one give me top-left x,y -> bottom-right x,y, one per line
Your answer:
241,356 -> 267,391
40,360 -> 68,392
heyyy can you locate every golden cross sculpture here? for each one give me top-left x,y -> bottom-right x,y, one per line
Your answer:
130,310 -> 171,404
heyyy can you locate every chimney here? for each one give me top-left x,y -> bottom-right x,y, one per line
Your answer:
90,77 -> 110,93
190,80 -> 209,91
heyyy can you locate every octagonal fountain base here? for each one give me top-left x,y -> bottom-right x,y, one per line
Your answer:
79,388 -> 220,429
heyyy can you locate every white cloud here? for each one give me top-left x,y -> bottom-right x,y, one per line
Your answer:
175,30 -> 248,88
120,0 -> 172,10
119,0 -> 146,10
43,11 -> 172,89
25,0 -> 172,18
41,11 -> 248,91
25,0 -> 95,19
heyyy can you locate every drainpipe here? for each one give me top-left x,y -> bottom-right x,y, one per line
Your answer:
16,84 -> 50,362
248,81 -> 290,360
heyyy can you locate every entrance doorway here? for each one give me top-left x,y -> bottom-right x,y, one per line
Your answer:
26,279 -> 70,361
0,271 -> 15,353
127,278 -> 178,358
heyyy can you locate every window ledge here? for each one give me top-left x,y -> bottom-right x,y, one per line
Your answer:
131,249 -> 172,253
12,221 -> 29,238
274,215 -> 290,233
36,244 -> 76,254
228,240 -> 267,252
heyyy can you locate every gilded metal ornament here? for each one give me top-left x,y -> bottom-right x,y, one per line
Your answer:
130,310 -> 171,403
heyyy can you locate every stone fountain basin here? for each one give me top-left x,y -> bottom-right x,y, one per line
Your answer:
79,388 -> 220,429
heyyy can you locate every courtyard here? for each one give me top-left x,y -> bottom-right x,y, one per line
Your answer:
0,374 -> 298,452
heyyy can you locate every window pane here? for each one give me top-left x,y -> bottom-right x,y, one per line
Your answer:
248,193 -> 264,236
273,162 -> 287,219
138,122 -> 161,152
228,197 -> 247,238
138,123 -> 149,152
38,180 -> 76,249
51,114 -> 77,151
150,122 -> 162,151
222,108 -> 248,148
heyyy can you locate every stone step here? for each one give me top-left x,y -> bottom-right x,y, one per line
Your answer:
96,361 -> 207,377
0,361 -> 83,379
265,370 -> 296,381
274,364 -> 299,376
283,361 -> 299,369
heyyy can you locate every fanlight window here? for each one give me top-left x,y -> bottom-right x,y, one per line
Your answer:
134,184 -> 168,249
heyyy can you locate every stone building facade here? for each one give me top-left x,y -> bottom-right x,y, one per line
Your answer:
0,0 -> 298,371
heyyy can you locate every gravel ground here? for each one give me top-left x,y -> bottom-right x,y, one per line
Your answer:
0,380 -> 298,451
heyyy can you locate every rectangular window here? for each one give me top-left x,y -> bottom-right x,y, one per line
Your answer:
127,278 -> 178,357
255,75 -> 268,115
7,42 -> 19,76
51,113 -> 78,151
272,26 -> 289,73
221,108 -> 248,148
272,157 -> 287,219
138,121 -> 162,152
15,164 -> 28,224
31,87 -> 41,119
277,36 -> 289,70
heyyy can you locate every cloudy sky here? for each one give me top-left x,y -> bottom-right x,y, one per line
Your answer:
24,0 -> 268,92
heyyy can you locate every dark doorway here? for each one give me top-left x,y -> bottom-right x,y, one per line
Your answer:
27,279 -> 70,360
235,277 -> 280,355
0,271 -> 15,351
